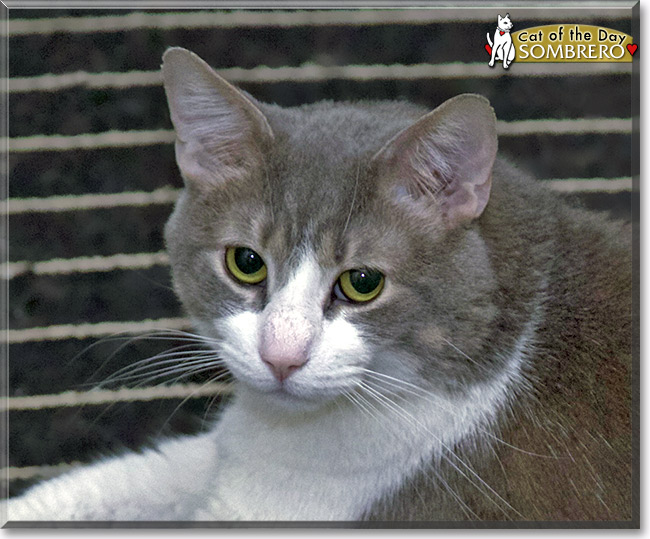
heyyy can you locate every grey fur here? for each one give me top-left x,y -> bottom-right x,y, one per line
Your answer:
163,48 -> 632,521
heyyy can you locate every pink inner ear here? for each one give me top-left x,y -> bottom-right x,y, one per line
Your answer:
162,47 -> 274,190
442,173 -> 493,227
373,94 -> 497,228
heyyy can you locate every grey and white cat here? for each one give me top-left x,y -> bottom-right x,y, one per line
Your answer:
6,47 -> 632,523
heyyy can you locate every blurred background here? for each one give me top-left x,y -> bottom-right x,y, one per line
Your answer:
5,6 -> 637,499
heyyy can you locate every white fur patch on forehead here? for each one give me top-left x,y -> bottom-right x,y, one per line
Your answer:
271,251 -> 331,308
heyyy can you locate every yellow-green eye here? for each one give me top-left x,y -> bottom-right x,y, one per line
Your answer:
225,247 -> 267,285
337,269 -> 384,303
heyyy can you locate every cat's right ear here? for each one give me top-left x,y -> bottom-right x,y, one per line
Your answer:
161,47 -> 274,190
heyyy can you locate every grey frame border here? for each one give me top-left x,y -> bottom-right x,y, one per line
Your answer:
0,0 -> 640,530
1,0 -> 9,528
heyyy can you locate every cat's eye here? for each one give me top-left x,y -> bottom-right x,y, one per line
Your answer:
335,269 -> 384,303
225,246 -> 267,285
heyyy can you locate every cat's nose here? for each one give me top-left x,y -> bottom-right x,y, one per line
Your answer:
261,353 -> 308,383
260,341 -> 310,383
259,311 -> 313,382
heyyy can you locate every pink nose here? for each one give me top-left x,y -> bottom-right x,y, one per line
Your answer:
261,354 -> 308,382
259,311 -> 312,382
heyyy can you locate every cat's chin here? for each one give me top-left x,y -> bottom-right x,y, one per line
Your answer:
269,390 -> 326,413
240,383 -> 342,414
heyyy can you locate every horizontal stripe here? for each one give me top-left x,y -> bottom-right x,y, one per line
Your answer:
4,318 -> 192,344
3,118 -> 632,153
543,177 -> 633,193
2,187 -> 180,215
3,177 -> 631,218
4,8 -> 631,37
3,251 -> 169,279
3,381 -> 232,411
6,61 -> 632,93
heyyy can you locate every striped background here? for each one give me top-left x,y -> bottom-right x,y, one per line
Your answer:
5,7 -> 636,497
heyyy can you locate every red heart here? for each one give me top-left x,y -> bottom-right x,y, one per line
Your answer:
627,43 -> 638,56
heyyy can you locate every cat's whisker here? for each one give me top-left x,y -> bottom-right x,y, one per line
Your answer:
347,385 -> 475,518
359,373 -> 506,453
96,346 -> 212,379
440,338 -> 483,368
165,362 -> 228,387
85,364 -> 228,428
200,376 -> 235,428
101,361 -> 216,388
76,333 -> 167,383
356,369 -> 462,418
428,465 -> 479,520
356,379 -> 521,519
88,365 -> 230,436
106,348 -> 218,375
93,338 -> 215,373
356,380 -> 437,434
83,357 -> 223,429
342,161 -> 361,236
158,371 -> 234,435
357,381 -> 499,517
358,369 -> 443,401
109,357 -> 225,388
344,385 -> 384,425
359,368 -> 558,460
96,352 -> 221,388
66,333 -> 142,369
81,330 -> 220,385
263,164 -> 275,225
92,337 -> 225,388
121,328 -> 222,349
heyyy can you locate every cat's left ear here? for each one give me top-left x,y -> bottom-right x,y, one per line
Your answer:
161,47 -> 274,190
370,94 -> 497,228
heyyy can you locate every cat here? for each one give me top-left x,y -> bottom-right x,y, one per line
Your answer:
5,47 -> 633,523
487,13 -> 516,69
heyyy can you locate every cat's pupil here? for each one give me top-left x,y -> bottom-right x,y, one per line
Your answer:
234,247 -> 264,274
349,270 -> 382,294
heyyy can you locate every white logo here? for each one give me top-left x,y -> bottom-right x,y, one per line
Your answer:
486,13 -> 516,69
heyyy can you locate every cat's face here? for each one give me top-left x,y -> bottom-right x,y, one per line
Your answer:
162,48 -> 499,412
497,14 -> 513,31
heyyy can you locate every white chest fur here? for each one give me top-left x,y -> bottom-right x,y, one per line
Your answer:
197,330 -> 529,522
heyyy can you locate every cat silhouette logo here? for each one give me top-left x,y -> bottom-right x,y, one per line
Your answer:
486,13 -> 516,69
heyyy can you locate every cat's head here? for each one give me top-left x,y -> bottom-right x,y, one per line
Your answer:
497,14 -> 513,31
161,48 -> 498,412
